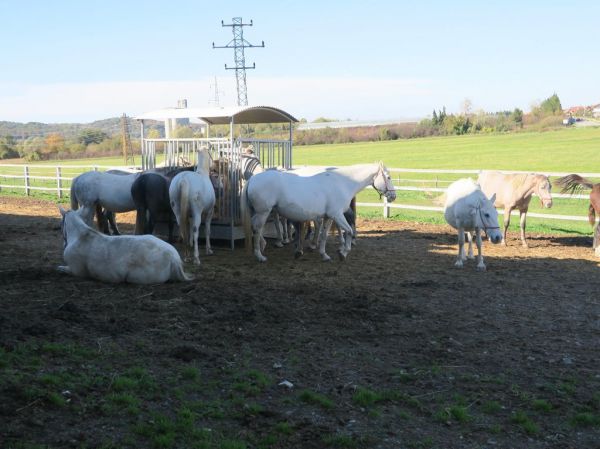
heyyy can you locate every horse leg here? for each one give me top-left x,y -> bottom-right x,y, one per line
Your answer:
332,213 -> 353,260
466,232 -> 474,260
273,212 -> 285,248
293,221 -> 304,259
475,228 -> 486,271
167,212 -> 175,243
79,205 -> 96,228
252,212 -> 270,262
318,218 -> 334,262
191,209 -> 201,265
95,204 -> 110,234
309,219 -> 320,250
204,207 -> 214,256
593,221 -> 599,249
502,207 -> 512,246
519,209 -> 528,248
455,228 -> 465,268
107,211 -> 121,235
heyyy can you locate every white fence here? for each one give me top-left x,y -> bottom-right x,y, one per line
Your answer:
0,164 -> 597,223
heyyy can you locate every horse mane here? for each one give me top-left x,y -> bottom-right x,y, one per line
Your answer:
555,174 -> 595,194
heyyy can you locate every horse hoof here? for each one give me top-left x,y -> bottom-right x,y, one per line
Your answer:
206,249 -> 214,255
294,251 -> 303,259
321,254 -> 331,262
257,256 -> 267,263
454,261 -> 464,268
193,259 -> 201,266
337,250 -> 347,261
274,242 -> 284,248
476,264 -> 487,272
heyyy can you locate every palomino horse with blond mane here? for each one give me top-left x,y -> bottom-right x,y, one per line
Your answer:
169,151 -> 215,265
555,174 -> 600,250
241,162 -> 396,262
477,171 -> 553,247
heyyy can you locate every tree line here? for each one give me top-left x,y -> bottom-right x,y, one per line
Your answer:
0,94 -> 569,160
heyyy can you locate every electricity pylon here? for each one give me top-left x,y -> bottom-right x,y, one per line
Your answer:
213,17 -> 264,106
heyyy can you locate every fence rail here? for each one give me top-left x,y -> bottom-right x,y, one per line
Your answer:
0,164 -> 597,223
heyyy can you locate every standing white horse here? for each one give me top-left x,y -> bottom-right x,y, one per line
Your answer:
58,207 -> 192,283
477,171 -> 552,247
70,170 -> 138,232
169,151 -> 216,265
444,178 -> 502,271
242,162 -> 396,262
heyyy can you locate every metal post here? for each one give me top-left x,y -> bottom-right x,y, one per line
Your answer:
383,196 -> 390,218
24,166 -> 30,196
56,167 -> 62,199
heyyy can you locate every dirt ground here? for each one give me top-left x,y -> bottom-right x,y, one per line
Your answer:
1,195 -> 600,449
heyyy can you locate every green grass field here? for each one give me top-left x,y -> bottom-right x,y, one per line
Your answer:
1,126 -> 599,236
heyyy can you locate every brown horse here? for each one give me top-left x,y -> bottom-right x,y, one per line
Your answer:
555,174 -> 600,249
477,171 -> 553,247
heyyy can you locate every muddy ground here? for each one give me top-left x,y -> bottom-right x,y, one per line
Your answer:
1,195 -> 600,449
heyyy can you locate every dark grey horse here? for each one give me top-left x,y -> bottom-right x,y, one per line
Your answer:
131,167 -> 194,242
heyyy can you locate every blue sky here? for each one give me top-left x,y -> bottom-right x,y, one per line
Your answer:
1,0 -> 599,123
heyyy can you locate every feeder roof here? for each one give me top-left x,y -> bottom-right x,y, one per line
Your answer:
135,105 -> 298,125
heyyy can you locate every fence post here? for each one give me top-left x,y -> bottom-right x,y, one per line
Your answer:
93,166 -> 98,172
383,195 -> 390,218
24,165 -> 30,196
56,166 -> 62,199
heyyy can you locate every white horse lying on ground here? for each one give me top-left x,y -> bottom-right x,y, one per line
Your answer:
444,178 -> 502,271
242,162 -> 396,262
58,207 -> 192,284
169,150 -> 216,265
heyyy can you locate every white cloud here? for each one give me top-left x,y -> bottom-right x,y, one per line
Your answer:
0,77 -> 435,123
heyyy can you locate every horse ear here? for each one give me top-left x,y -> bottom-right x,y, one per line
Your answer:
489,193 -> 496,204
58,206 -> 66,217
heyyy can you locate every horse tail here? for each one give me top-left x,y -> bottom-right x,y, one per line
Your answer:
70,179 -> 79,210
240,180 -> 253,253
179,177 -> 191,248
555,174 -> 595,194
589,203 -> 596,227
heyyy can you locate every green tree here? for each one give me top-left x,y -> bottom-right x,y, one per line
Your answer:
511,108 -> 524,127
0,135 -> 19,159
78,128 -> 108,146
540,93 -> 562,116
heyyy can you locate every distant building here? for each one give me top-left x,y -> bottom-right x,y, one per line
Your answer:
593,104 -> 600,118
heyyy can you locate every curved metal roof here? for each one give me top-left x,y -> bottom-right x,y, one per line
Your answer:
135,105 -> 298,125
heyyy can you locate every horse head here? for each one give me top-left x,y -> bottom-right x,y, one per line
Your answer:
535,175 -> 553,209
475,193 -> 502,244
372,163 -> 396,202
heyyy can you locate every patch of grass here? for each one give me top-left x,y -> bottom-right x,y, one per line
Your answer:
482,400 -> 502,414
181,366 -> 200,381
406,436 -> 434,449
105,392 -> 141,415
510,410 -> 539,435
46,391 -> 67,407
299,389 -> 334,409
274,421 -> 293,435
232,370 -> 271,396
322,434 -> 359,448
219,440 -> 247,449
569,412 -> 600,427
531,398 -> 553,413
435,405 -> 471,423
352,387 -> 384,407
